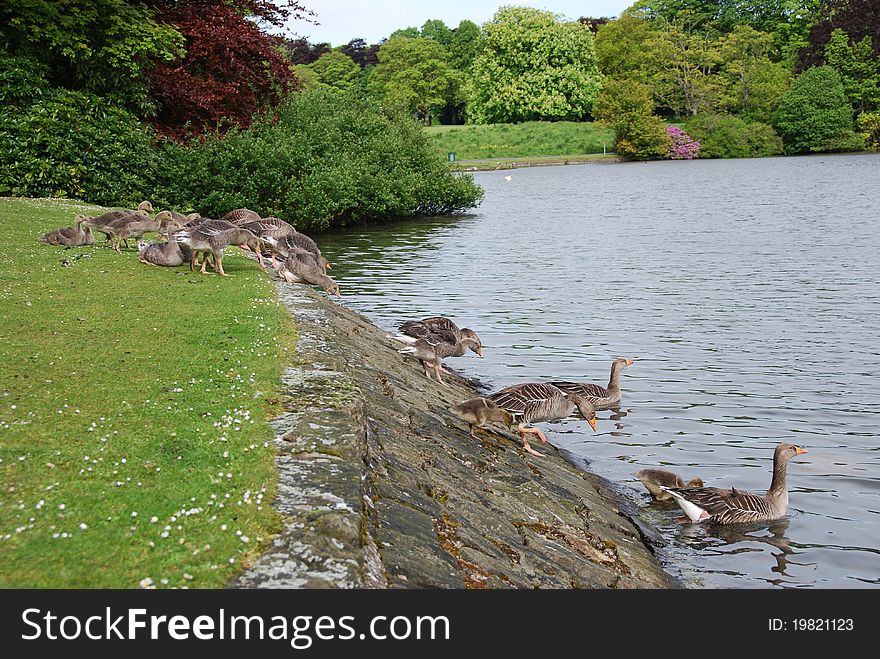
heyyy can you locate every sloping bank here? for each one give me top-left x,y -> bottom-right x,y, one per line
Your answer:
233,284 -> 672,589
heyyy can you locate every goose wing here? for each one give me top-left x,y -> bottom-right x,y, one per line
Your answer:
487,383 -> 568,424
666,486 -> 774,524
219,208 -> 260,225
548,381 -> 609,400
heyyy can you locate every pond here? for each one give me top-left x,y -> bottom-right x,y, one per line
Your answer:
317,153 -> 880,588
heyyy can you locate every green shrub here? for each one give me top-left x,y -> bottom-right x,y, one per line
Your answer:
151,90 -> 483,230
0,88 -> 155,204
592,80 -> 670,160
686,114 -> 783,158
771,66 -> 865,154
858,112 -> 880,151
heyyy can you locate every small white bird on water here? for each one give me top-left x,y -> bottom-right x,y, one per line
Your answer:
504,175 -> 512,181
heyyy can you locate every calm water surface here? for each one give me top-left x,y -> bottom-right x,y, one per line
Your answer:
318,154 -> 880,588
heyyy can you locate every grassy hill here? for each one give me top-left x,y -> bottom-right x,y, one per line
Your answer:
425,121 -> 615,160
0,197 -> 295,587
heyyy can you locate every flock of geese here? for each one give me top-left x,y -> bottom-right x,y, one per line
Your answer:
39,202 -> 339,295
39,204 -> 807,526
391,315 -> 807,526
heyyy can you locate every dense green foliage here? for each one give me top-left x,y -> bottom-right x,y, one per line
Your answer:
771,65 -> 864,153
824,29 -> 880,114
466,7 -> 603,123
593,80 -> 671,160
425,121 -> 615,159
151,91 -> 483,230
368,37 -> 462,125
857,111 -> 880,150
686,114 -> 783,157
0,84 -> 155,204
0,0 -> 183,116
303,50 -> 361,92
0,197 -> 293,587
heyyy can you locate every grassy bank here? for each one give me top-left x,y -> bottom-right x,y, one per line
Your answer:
425,121 -> 615,160
0,197 -> 295,587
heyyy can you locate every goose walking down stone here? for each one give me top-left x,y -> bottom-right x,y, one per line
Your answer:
450,397 -> 515,438
662,443 -> 807,524
241,217 -> 297,266
265,231 -> 331,272
486,382 -> 597,457
138,221 -> 191,267
635,469 -> 704,500
395,328 -> 481,385
174,219 -> 265,276
397,316 -> 483,357
549,357 -> 635,409
277,249 -> 340,296
39,215 -> 95,246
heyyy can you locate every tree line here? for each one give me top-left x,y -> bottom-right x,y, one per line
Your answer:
293,2 -> 879,157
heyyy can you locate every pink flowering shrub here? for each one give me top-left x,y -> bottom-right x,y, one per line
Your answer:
667,126 -> 701,159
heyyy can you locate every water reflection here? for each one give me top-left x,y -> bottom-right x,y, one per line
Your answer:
317,154 -> 880,588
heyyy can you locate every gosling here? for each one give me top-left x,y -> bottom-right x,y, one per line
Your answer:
635,469 -> 704,500
450,397 -> 515,438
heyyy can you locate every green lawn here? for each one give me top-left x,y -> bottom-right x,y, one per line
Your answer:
425,121 -> 615,160
0,197 -> 295,587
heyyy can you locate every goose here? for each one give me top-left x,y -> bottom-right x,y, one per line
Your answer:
397,317 -> 482,357
83,209 -> 150,244
548,357 -> 635,409
105,211 -> 174,252
219,208 -> 260,225
271,232 -> 331,272
396,328 -> 481,385
241,217 -> 297,266
662,443 -> 807,524
635,469 -> 704,500
450,397 -> 515,438
486,383 -> 597,457
138,221 -> 192,267
174,219 -> 265,276
39,215 -> 95,246
277,249 -> 340,296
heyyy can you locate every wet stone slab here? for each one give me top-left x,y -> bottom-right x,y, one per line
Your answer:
233,284 -> 673,589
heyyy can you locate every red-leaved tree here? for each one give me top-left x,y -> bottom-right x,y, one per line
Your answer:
148,0 -> 313,139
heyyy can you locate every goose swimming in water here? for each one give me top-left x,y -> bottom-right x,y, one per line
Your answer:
663,443 -> 807,524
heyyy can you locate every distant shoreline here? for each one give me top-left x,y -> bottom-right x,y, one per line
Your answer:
457,153 -> 622,171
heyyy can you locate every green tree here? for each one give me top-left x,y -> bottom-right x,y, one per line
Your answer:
719,25 -> 792,121
421,19 -> 453,48
293,63 -> 320,90
594,14 -> 657,82
466,7 -> 603,124
308,51 -> 360,92
685,113 -> 783,157
448,20 -> 483,71
857,112 -> 880,150
0,0 -> 183,115
648,18 -> 726,117
368,37 -> 461,125
593,79 -> 671,159
824,29 -> 880,115
389,27 -> 421,40
771,65 -> 864,153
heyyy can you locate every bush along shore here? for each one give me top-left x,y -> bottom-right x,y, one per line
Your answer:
235,284 -> 672,589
